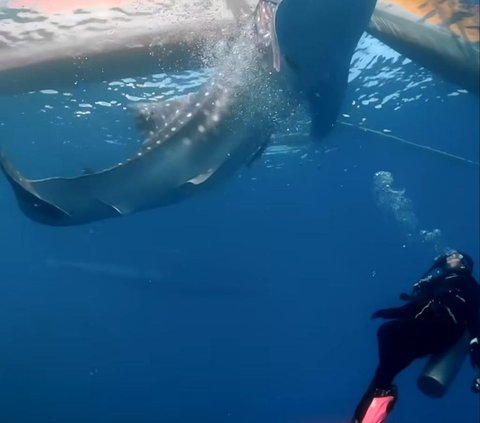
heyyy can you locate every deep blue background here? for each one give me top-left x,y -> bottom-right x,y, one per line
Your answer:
0,21 -> 479,423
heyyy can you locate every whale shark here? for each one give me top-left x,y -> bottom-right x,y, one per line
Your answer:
0,0 -> 376,226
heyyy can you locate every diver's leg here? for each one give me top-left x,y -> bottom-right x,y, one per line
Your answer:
353,386 -> 397,423
352,320 -> 417,422
353,310 -> 464,422
353,384 -> 397,423
374,320 -> 420,386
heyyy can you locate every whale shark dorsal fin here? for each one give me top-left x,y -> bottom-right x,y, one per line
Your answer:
255,0 -> 283,72
130,94 -> 194,144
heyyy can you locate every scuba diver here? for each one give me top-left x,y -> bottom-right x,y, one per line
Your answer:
353,250 -> 480,423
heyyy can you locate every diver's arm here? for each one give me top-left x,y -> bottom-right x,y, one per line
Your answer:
371,302 -> 417,320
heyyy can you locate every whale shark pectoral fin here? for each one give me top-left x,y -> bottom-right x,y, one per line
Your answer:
246,138 -> 270,168
96,198 -> 130,215
186,168 -> 216,186
255,0 -> 283,72
129,94 -> 193,142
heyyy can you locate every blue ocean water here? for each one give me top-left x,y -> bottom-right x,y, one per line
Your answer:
0,10 -> 479,423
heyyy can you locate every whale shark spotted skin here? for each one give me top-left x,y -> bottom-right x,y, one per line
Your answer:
0,0 -> 376,226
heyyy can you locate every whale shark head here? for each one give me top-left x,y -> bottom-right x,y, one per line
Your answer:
274,0 -> 376,139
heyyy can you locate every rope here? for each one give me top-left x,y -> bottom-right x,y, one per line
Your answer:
337,121 -> 480,167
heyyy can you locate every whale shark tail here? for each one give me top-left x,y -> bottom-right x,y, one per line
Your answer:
0,152 -> 70,224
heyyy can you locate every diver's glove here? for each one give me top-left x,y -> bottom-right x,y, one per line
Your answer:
371,303 -> 416,320
371,307 -> 405,320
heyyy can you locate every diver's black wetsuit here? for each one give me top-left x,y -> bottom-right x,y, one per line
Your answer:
354,261 -> 480,421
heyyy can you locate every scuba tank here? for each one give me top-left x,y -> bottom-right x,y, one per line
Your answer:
417,331 -> 470,398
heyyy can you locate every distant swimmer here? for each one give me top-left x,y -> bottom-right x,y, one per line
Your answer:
352,250 -> 480,423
